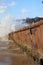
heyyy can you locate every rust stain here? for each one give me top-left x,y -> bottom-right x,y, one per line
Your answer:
9,20 -> 43,56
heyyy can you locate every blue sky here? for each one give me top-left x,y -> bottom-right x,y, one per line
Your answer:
0,0 -> 43,37
0,0 -> 43,19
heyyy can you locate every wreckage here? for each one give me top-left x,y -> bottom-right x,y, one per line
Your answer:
9,20 -> 43,63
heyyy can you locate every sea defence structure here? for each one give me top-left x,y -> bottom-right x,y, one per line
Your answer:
9,20 -> 43,62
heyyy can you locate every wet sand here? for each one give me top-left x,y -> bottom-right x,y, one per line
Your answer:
0,40 -> 38,65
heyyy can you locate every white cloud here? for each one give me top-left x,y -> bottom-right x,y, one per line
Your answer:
9,1 -> 16,6
21,8 -> 28,14
0,1 -> 17,14
0,5 -> 7,13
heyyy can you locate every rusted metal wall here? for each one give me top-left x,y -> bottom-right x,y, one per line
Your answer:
9,20 -> 43,56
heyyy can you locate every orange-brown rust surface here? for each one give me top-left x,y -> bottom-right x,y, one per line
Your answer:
9,20 -> 43,55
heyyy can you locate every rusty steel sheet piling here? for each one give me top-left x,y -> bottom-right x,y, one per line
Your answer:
9,20 -> 43,60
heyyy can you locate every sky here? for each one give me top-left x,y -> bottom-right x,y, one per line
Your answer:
0,0 -> 43,37
0,0 -> 43,19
